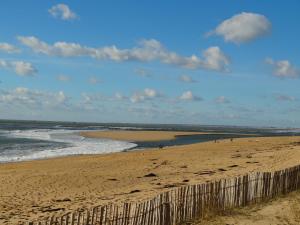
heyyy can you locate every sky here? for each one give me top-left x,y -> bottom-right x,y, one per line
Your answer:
0,1 -> 300,127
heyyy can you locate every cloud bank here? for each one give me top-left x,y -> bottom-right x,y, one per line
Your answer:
18,36 -> 230,72
130,88 -> 161,103
0,87 -> 68,109
0,43 -> 20,53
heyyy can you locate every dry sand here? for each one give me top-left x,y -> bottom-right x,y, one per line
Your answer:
1,132 -> 300,224
80,130 -> 206,141
194,190 -> 300,225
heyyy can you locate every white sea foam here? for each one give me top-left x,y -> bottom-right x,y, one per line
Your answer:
271,129 -> 300,133
0,129 -> 137,163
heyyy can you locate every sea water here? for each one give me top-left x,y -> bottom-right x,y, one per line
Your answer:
0,120 -> 137,163
0,120 -> 299,163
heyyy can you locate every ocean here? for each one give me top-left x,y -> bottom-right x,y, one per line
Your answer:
0,119 -> 299,163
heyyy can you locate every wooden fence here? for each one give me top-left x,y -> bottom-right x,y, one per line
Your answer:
28,164 -> 300,225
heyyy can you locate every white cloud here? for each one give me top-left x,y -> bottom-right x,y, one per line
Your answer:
56,91 -> 67,103
266,58 -> 299,78
81,93 -> 92,104
0,59 -> 37,76
115,92 -> 128,100
0,87 -> 69,108
88,76 -> 101,84
179,91 -> 203,101
12,61 -> 37,76
81,92 -> 103,103
144,88 -> 157,98
57,74 -> 71,82
17,36 -> 90,56
130,93 -> 145,103
201,46 -> 230,72
179,74 -> 197,83
18,36 -> 230,72
0,43 -> 20,53
215,96 -> 231,104
275,95 -> 296,102
209,12 -> 271,44
130,88 -> 161,103
49,4 -> 78,21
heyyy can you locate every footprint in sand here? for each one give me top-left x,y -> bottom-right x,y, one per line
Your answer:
228,165 -> 239,168
107,178 -> 118,181
129,190 -> 141,194
194,170 -> 216,175
144,173 -> 157,177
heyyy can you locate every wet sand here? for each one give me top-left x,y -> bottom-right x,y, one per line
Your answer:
80,130 -> 207,141
1,133 -> 300,224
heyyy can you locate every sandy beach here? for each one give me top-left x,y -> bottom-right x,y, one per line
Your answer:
1,131 -> 300,225
195,190 -> 300,225
80,130 -> 207,141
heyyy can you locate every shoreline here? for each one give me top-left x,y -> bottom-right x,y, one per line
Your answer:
0,131 -> 211,165
1,135 -> 300,224
0,130 -> 257,165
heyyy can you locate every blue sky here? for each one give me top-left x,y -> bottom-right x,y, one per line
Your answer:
0,1 -> 299,127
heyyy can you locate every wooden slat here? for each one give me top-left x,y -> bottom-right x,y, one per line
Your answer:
26,164 -> 300,225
